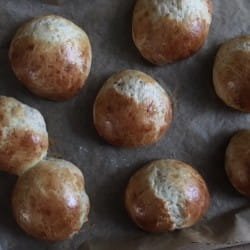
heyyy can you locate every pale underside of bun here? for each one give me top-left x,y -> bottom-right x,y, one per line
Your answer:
225,130 -> 250,197
213,36 -> 250,112
12,158 -> 90,241
9,15 -> 92,101
93,70 -> 172,147
0,96 -> 48,176
132,0 -> 212,65
125,159 -> 210,232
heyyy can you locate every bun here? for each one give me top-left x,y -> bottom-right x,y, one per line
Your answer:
9,15 -> 92,101
125,159 -> 210,232
93,70 -> 172,147
0,96 -> 48,176
12,158 -> 90,241
213,36 -> 250,112
132,0 -> 212,65
225,130 -> 250,197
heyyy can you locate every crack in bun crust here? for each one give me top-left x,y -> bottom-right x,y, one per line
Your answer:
125,159 -> 210,232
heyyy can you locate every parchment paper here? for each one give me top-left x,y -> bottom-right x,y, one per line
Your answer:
0,0 -> 250,250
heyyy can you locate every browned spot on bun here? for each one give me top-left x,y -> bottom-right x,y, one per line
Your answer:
125,180 -> 173,232
0,129 -> 48,175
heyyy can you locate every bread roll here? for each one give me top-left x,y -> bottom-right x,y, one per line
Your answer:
12,158 -> 90,241
9,15 -> 92,101
132,0 -> 212,65
125,159 -> 210,232
0,96 -> 48,176
93,70 -> 172,147
225,130 -> 250,197
213,36 -> 250,112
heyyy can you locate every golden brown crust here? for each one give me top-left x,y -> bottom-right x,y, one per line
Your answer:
182,169 -> 210,228
9,15 -> 92,101
0,129 -> 48,175
213,36 -> 250,112
93,70 -> 172,147
125,164 -> 174,232
132,0 -> 212,65
10,38 -> 90,101
12,158 -> 90,241
225,130 -> 250,197
0,96 -> 48,176
94,88 -> 172,147
125,160 -> 210,232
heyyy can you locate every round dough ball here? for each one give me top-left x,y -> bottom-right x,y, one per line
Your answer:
0,96 -> 48,176
213,36 -> 250,112
225,130 -> 250,197
125,159 -> 210,232
9,15 -> 92,101
93,70 -> 172,147
12,158 -> 90,241
132,0 -> 212,65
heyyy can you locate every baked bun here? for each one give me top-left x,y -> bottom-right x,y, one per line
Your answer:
225,130 -> 250,197
93,70 -> 172,147
132,0 -> 212,65
213,36 -> 250,112
9,15 -> 92,101
12,158 -> 90,241
0,96 -> 48,176
125,159 -> 210,232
